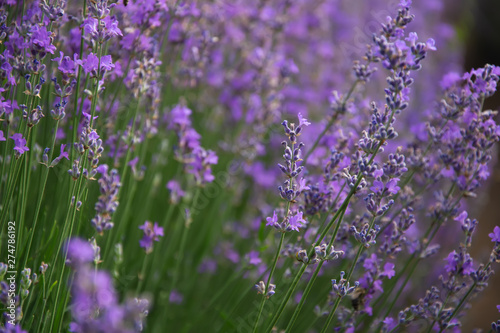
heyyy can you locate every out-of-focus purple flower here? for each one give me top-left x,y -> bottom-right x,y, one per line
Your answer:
298,113 -> 311,127
169,290 -> 183,304
100,55 -> 115,71
81,53 -> 114,77
52,52 -> 79,77
29,25 -> 56,57
370,180 -> 384,193
65,241 -> 150,332
0,130 -> 6,141
128,156 -> 139,168
440,72 -> 461,90
489,226 -> 500,243
444,251 -> 457,273
444,249 -> 474,275
82,15 -> 122,42
381,263 -> 396,279
288,211 -> 306,232
382,317 -> 397,332
454,211 -> 468,224
166,180 -> 185,204
65,238 -> 94,267
225,248 -> 240,263
370,178 -> 400,195
91,168 -> 121,234
198,258 -> 217,274
139,221 -> 164,254
266,211 -> 278,227
247,251 -> 262,266
386,178 -> 401,194
363,253 -> 378,273
171,104 -> 192,127
49,144 -> 69,167
10,133 -> 29,157
82,53 -> 99,75
3,323 -> 28,333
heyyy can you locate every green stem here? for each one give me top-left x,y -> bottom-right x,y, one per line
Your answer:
136,253 -> 150,294
20,121 -> 60,272
265,264 -> 307,332
285,207 -> 348,332
253,232 -> 286,333
169,188 -> 200,295
320,297 -> 342,333
302,79 -> 361,164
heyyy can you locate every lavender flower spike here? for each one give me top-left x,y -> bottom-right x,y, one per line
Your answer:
139,221 -> 164,254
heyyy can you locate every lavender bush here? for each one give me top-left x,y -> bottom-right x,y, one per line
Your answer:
0,0 -> 499,332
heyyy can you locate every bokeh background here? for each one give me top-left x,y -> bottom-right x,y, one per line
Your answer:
461,0 -> 500,329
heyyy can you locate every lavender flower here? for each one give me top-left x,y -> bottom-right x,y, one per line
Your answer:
255,281 -> 276,299
9,134 -> 29,158
138,221 -> 164,254
489,226 -> 500,243
65,238 -> 149,332
166,180 -> 185,204
331,272 -> 359,297
91,167 -> 121,234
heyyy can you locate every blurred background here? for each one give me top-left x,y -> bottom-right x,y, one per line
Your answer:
462,0 -> 500,330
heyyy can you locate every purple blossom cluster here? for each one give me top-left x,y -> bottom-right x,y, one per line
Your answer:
170,104 -> 218,185
91,166 -> 121,234
138,221 -> 163,254
0,0 -> 499,332
65,238 -> 149,332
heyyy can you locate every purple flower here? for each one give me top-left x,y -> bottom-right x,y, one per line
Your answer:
370,178 -> 400,195
52,52 -> 79,76
91,169 -> 121,234
454,211 -> 468,224
10,133 -> 29,157
128,156 -> 139,168
444,251 -> 457,273
489,226 -> 500,243
82,16 -> 122,41
171,104 -> 192,127
444,249 -> 474,275
370,180 -> 384,193
383,317 -> 397,331
81,53 -> 114,77
363,253 -> 378,273
30,25 -> 56,56
247,251 -> 262,266
266,211 -> 278,227
386,178 -> 401,194
166,180 -> 185,204
82,53 -> 99,75
288,211 -> 306,232
497,305 -> 500,313
139,221 -> 164,254
0,130 -> 6,141
169,290 -> 183,304
381,262 -> 396,279
4,323 -> 27,333
298,113 -> 311,127
225,247 -> 240,263
100,55 -> 115,71
198,259 -> 217,274
49,144 -> 69,167
65,238 -> 94,267
296,178 -> 310,193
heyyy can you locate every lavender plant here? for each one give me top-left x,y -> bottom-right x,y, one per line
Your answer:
0,0 -> 499,332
